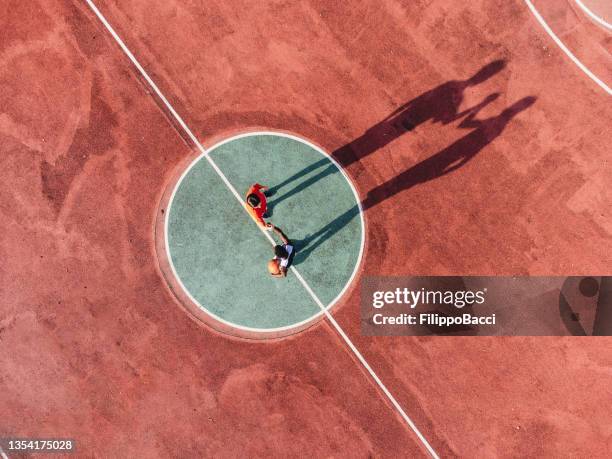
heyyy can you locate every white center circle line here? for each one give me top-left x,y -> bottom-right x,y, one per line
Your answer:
163,131 -> 365,334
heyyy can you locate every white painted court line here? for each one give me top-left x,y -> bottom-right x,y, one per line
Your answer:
523,0 -> 612,96
82,0 -> 439,457
0,446 -> 8,459
575,0 -> 612,31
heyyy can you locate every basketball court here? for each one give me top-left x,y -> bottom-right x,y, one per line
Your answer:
1,0 -> 611,457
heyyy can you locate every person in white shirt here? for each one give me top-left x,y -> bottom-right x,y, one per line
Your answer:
267,225 -> 294,278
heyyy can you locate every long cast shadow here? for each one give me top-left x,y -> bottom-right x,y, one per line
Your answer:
292,96 -> 536,265
267,59 -> 507,209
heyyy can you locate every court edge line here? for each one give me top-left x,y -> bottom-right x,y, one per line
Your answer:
574,0 -> 612,30
523,0 -> 612,95
82,0 -> 439,457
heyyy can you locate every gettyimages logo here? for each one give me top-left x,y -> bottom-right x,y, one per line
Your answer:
361,276 -> 612,336
371,287 -> 487,309
369,285 -> 494,329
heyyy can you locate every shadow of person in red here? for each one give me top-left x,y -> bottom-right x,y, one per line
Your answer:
335,59 -> 507,165
267,60 -> 507,205
293,96 -> 537,264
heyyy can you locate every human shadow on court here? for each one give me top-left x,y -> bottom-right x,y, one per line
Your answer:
292,96 -> 536,264
267,59 -> 507,210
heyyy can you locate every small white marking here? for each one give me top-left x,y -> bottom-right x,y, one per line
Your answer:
0,445 -> 8,459
83,0 -> 439,456
575,0 -> 612,30
523,0 -> 612,95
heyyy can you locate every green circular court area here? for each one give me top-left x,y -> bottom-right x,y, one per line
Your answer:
163,132 -> 364,336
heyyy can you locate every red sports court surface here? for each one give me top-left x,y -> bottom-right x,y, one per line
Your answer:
1,0 -> 611,457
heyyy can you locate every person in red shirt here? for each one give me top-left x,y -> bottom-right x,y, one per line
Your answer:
245,183 -> 272,230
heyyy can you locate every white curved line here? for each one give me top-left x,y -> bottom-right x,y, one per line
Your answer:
164,131 -> 365,334
523,0 -> 612,95
83,0 -> 438,457
575,0 -> 612,30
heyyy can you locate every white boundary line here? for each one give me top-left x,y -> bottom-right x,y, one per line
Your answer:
164,131 -> 365,334
82,0 -> 439,457
575,0 -> 612,30
0,445 -> 8,459
523,0 -> 612,95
